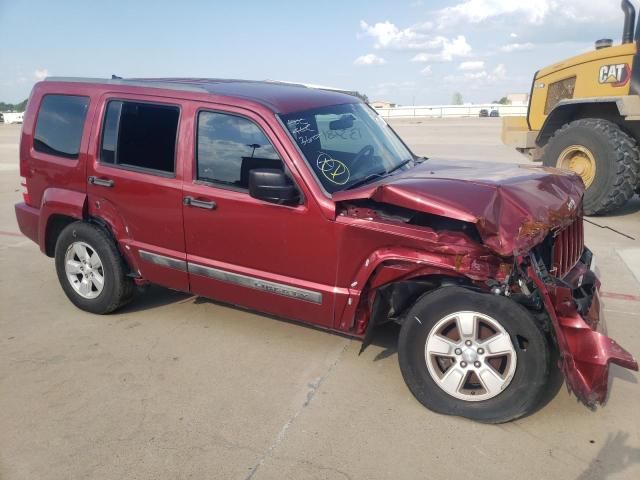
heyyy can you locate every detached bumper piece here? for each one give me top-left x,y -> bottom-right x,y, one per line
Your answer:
528,249 -> 638,408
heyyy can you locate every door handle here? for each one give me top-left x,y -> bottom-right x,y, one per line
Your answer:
88,176 -> 114,188
183,196 -> 217,210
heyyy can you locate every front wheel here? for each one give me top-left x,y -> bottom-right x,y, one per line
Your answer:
398,287 -> 554,423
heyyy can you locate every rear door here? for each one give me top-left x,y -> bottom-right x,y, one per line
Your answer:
86,94 -> 188,291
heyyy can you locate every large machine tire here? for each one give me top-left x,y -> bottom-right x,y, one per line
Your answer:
542,118 -> 640,215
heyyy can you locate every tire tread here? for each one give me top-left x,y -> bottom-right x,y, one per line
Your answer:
543,118 -> 640,215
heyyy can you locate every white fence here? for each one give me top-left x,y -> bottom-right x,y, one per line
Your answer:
373,104 -> 527,119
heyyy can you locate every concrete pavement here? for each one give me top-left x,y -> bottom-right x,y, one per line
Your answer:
0,119 -> 639,480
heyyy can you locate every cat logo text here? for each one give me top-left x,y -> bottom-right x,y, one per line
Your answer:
598,63 -> 631,87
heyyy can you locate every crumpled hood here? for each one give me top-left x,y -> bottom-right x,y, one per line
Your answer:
333,159 -> 585,256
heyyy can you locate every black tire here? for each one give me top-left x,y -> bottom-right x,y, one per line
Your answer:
54,221 -> 134,314
541,118 -> 640,216
398,287 -> 553,423
528,338 -> 565,416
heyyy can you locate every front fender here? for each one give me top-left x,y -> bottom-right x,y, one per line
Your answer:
336,246 -> 502,334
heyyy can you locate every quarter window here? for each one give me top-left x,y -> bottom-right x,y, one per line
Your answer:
100,100 -> 179,174
196,111 -> 282,189
34,95 -> 89,159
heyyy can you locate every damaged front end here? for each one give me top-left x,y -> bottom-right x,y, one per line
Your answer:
514,220 -> 638,407
334,160 -> 637,407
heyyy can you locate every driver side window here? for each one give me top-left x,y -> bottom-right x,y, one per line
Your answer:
196,111 -> 283,190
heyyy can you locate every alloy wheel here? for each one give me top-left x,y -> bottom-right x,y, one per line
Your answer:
424,311 -> 517,401
64,241 -> 105,299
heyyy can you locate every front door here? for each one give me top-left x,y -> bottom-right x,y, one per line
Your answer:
87,94 -> 188,291
182,104 -> 337,327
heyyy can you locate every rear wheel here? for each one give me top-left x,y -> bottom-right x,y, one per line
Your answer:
55,222 -> 134,314
398,287 -> 554,423
542,118 -> 640,215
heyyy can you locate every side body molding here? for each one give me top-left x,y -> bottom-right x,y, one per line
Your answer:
188,263 -> 323,304
135,250 -> 324,305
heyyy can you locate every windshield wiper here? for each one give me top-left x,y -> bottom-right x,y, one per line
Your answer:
343,171 -> 387,190
343,158 -> 417,191
387,158 -> 414,175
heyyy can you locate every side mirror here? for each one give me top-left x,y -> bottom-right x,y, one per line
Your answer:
249,169 -> 299,205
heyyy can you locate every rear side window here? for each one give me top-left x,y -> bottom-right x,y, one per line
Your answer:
100,100 -> 179,174
34,95 -> 89,159
196,111 -> 282,189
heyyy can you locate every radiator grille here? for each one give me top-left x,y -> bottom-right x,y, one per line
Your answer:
545,77 -> 576,114
551,216 -> 584,277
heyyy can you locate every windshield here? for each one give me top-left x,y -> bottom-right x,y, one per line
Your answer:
280,103 -> 414,194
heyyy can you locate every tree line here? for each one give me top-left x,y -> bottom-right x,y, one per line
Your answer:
1,99 -> 28,112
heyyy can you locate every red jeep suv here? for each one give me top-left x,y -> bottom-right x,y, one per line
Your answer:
14,77 -> 637,423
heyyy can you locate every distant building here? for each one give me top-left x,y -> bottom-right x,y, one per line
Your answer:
506,93 -> 529,106
1,112 -> 24,124
371,100 -> 397,109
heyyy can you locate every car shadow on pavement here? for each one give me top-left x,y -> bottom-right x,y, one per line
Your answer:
175,294 -> 403,356
115,288 -> 406,357
112,289 -> 418,363
605,366 -> 638,406
117,285 -> 192,314
576,431 -> 640,480
368,322 -> 401,361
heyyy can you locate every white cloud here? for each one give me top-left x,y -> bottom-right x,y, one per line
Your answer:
499,42 -> 535,53
459,60 -> 484,71
34,69 -> 49,81
444,63 -> 508,84
464,71 -> 488,80
354,53 -> 386,66
410,35 -> 471,62
420,65 -> 433,76
438,1 -> 550,25
489,63 -> 507,81
436,0 -> 619,28
510,32 -> 518,38
359,20 -> 433,50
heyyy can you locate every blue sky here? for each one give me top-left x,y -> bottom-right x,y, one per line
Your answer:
0,0 -> 627,105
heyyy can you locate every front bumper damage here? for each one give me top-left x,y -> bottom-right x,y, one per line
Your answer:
527,249 -> 638,407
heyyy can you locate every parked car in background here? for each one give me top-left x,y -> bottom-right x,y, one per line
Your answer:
478,109 -> 489,117
490,109 -> 500,117
14,77 -> 638,423
0,113 -> 4,123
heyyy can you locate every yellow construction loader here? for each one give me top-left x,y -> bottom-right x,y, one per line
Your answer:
503,0 -> 640,215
